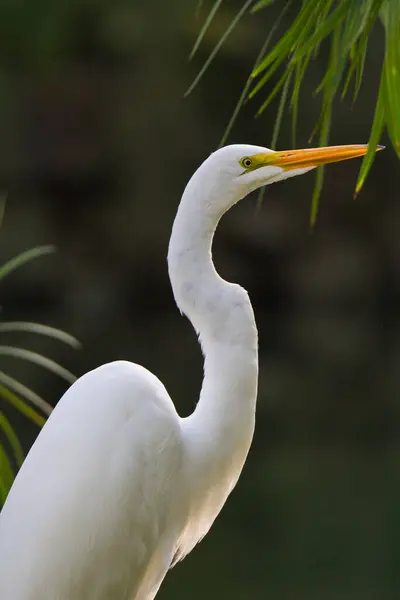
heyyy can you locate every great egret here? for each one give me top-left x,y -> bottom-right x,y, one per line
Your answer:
0,143 -> 380,599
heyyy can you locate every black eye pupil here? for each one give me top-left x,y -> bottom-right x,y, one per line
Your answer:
244,159 -> 251,167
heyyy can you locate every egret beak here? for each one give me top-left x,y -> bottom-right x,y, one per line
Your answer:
255,144 -> 384,171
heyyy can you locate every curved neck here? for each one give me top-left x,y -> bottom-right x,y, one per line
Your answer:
167,177 -> 258,549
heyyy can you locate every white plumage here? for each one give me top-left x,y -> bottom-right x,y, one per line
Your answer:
0,143 -> 372,599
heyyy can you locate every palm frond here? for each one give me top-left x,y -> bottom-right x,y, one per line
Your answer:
0,444 -> 14,505
0,238 -> 80,503
0,245 -> 56,280
189,0 -> 225,60
185,0 -> 255,97
0,371 -> 53,416
219,0 -> 293,147
0,410 -> 24,467
0,384 -> 46,427
0,346 -> 76,384
191,0 -> 396,222
0,322 -> 81,349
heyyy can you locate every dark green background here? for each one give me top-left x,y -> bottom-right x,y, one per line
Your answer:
0,1 -> 399,598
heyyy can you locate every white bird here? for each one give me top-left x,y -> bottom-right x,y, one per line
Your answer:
0,143 -> 377,600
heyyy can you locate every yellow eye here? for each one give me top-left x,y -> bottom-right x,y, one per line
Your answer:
240,157 -> 252,169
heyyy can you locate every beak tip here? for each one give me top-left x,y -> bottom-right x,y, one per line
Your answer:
377,144 -> 385,151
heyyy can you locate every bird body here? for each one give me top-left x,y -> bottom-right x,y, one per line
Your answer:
0,143 -> 376,599
0,362 -> 184,600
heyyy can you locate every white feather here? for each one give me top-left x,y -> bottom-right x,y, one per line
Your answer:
0,144 -> 319,599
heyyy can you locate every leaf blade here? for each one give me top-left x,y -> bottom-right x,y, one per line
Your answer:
185,0 -> 254,97
355,66 -> 385,195
0,245 -> 56,281
0,321 -> 81,349
0,410 -> 24,467
189,0 -> 224,60
0,384 -> 46,427
0,443 -> 15,504
0,346 -> 76,384
0,371 -> 52,416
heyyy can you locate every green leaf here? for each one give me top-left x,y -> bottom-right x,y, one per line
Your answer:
0,443 -> 15,504
248,54 -> 288,100
380,0 -> 400,158
0,371 -> 52,416
195,0 -> 204,20
0,384 -> 46,427
249,0 -> 325,104
219,0 -> 293,147
252,0 -> 323,77
341,35 -> 368,101
189,0 -> 224,60
0,410 -> 24,467
290,51 -> 312,147
0,346 -> 76,384
0,321 -> 81,349
289,0 -> 351,69
0,245 -> 56,281
185,0 -> 253,97
308,32 -> 339,224
310,0 -> 335,58
254,66 -> 293,116
256,68 -> 292,210
340,0 -> 384,101
352,37 -> 368,102
355,67 -> 386,195
271,69 -> 292,150
192,0 -> 396,222
251,0 -> 279,14
0,215 -> 80,501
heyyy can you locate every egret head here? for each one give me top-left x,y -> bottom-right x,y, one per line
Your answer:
193,143 -> 382,217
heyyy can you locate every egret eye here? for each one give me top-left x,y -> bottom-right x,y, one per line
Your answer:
240,157 -> 252,169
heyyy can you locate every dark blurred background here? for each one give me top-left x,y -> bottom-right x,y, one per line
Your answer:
0,1 -> 400,598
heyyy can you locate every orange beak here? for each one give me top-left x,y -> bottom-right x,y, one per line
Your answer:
255,144 -> 384,171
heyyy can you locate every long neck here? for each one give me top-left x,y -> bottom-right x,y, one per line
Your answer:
167,176 -> 258,549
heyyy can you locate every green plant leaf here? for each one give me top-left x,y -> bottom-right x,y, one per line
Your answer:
0,206 -> 80,497
271,69 -> 292,150
0,410 -> 24,467
252,0 -> 322,78
380,0 -> 400,158
355,68 -> 386,195
192,0 -> 392,222
0,245 -> 56,281
341,35 -> 368,101
189,0 -> 224,60
0,385 -> 46,427
251,0 -> 279,14
0,371 -> 52,416
0,346 -> 76,384
290,51 -> 312,147
195,0 -> 204,20
0,443 -> 15,504
254,66 -> 293,115
0,322 -> 81,349
219,0 -> 293,147
256,69 -> 292,210
185,0 -> 254,97
291,0 -> 351,68
309,30 -> 337,226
